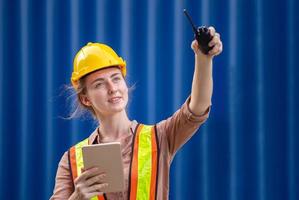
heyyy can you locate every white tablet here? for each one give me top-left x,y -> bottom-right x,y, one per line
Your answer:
82,142 -> 124,193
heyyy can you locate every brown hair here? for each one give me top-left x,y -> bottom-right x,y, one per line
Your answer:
62,78 -> 95,120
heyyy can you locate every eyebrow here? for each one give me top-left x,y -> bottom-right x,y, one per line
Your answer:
91,72 -> 122,85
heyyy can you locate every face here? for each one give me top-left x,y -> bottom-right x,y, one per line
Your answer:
81,67 -> 128,117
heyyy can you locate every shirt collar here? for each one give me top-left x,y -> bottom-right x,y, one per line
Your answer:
88,120 -> 138,144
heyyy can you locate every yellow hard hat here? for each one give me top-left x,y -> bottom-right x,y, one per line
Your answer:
71,42 -> 126,89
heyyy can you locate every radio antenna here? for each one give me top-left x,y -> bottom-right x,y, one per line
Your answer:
183,9 -> 197,35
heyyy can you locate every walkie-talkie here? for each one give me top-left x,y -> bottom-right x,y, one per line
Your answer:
183,9 -> 213,54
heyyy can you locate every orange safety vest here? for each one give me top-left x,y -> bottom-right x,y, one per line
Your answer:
69,124 -> 159,200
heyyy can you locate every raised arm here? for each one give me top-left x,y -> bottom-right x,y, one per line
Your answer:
157,27 -> 223,157
189,26 -> 223,115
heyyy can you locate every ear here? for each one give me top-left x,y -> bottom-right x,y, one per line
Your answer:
79,94 -> 92,107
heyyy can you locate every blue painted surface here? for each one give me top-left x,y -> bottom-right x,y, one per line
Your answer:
0,0 -> 298,199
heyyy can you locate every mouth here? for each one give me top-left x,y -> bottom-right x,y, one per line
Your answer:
108,97 -> 122,104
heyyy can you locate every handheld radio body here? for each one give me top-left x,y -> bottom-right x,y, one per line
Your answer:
183,9 -> 213,54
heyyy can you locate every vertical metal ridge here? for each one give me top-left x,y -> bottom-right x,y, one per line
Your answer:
173,2 -> 183,199
146,0 -> 156,123
45,0 -> 54,198
228,0 -> 238,199
20,0 -> 29,198
70,0 -> 80,144
121,0 -> 132,119
121,0 -> 130,75
96,0 -> 105,41
287,0 -> 295,199
121,0 -> 130,54
0,0 -> 3,197
173,0 -> 183,109
255,0 -> 266,199
201,1 -> 210,200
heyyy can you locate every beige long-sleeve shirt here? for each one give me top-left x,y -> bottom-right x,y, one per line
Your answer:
50,97 -> 210,200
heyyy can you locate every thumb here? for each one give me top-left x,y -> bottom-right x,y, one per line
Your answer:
191,40 -> 203,55
191,40 -> 199,50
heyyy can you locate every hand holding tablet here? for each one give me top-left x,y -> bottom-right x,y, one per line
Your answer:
82,142 -> 125,193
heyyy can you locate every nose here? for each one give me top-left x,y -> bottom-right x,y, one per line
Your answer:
107,80 -> 117,94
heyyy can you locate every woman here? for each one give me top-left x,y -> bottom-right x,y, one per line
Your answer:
50,26 -> 223,200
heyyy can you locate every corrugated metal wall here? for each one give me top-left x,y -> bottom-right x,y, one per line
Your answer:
0,0 -> 298,199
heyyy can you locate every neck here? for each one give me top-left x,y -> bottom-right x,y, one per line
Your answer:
97,110 -> 131,141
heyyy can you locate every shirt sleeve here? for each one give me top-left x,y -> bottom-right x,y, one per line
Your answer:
50,151 -> 74,200
156,96 -> 211,160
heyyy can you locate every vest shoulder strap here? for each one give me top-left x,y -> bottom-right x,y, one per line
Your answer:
129,124 -> 160,200
68,138 -> 89,181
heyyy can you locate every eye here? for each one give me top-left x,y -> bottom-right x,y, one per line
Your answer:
95,82 -> 104,88
112,76 -> 121,82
